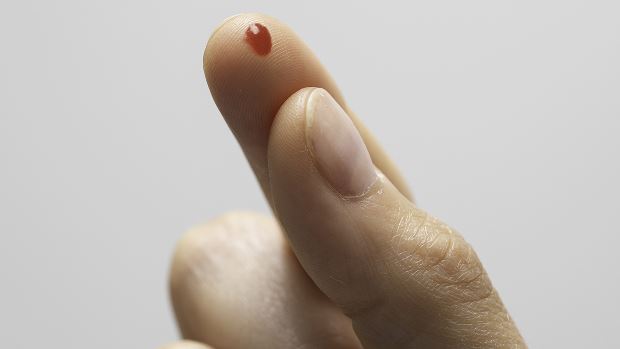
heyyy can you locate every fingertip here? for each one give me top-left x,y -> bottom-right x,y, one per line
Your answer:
203,13 -> 290,90
203,13 -> 338,144
204,13 -> 275,78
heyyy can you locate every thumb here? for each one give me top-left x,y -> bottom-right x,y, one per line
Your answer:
267,88 -> 525,348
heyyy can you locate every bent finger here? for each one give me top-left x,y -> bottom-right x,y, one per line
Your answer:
169,211 -> 362,348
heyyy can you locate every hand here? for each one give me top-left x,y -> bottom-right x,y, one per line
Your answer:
161,13 -> 525,349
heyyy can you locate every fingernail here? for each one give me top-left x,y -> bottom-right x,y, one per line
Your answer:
305,88 -> 377,197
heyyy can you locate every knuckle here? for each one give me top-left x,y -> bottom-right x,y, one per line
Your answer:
169,211 -> 275,290
429,233 -> 494,304
390,208 -> 494,305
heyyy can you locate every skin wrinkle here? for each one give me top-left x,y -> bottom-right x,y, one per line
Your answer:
392,205 -> 423,258
341,193 -> 446,346
369,201 -> 502,347
438,292 -> 515,347
420,216 -> 451,265
434,235 -> 478,280
328,274 -> 347,286
391,211 -> 451,273
389,209 -> 493,306
391,204 -> 406,255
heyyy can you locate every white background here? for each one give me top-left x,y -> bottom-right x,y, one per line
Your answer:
1,1 -> 618,347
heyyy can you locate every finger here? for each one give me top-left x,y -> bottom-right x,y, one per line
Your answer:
159,340 -> 213,349
204,13 -> 412,203
169,211 -> 363,349
267,88 -> 525,348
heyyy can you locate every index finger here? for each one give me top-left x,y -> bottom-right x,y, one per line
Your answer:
204,13 -> 412,202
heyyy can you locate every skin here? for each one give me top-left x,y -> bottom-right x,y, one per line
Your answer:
163,13 -> 526,349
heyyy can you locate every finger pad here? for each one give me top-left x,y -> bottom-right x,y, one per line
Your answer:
204,13 -> 339,149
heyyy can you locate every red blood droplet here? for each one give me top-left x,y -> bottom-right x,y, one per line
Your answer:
245,23 -> 272,56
